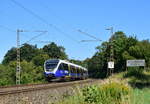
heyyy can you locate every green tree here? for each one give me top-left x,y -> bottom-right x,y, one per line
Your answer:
20,60 -> 45,84
32,53 -> 49,66
2,43 -> 39,64
2,47 -> 17,64
43,42 -> 68,59
128,40 -> 150,67
87,31 -> 139,78
0,63 -> 15,86
20,43 -> 39,62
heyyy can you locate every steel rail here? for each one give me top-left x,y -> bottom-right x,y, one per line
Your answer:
0,79 -> 94,95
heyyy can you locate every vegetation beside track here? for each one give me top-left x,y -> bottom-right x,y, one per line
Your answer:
54,68 -> 150,104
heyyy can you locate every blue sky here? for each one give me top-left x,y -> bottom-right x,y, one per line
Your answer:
0,0 -> 150,62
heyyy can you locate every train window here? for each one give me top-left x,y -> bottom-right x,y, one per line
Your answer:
81,69 -> 83,75
62,63 -> 69,71
72,66 -> 76,73
76,67 -> 78,73
70,66 -> 74,73
79,68 -> 81,73
58,64 -> 64,70
76,67 -> 79,74
46,62 -> 58,70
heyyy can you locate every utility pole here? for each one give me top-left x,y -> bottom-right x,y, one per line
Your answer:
106,27 -> 114,76
16,30 -> 47,85
16,29 -> 23,85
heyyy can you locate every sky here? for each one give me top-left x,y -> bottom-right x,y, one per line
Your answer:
0,0 -> 150,63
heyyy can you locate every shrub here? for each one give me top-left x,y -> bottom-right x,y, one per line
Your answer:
82,82 -> 130,104
82,85 -> 100,103
55,82 -> 130,104
99,82 -> 130,104
123,67 -> 144,79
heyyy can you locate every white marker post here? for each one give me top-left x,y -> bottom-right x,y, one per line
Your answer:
108,61 -> 114,75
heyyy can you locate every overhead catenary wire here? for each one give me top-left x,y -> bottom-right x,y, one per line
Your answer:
0,24 -> 46,43
0,25 -> 15,32
78,29 -> 102,41
10,0 -> 79,43
23,31 -> 47,44
80,40 -> 102,42
0,25 -> 48,46
39,2 -> 78,32
34,40 -> 51,43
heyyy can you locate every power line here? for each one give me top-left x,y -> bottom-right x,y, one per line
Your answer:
23,31 -> 47,44
10,0 -> 79,43
33,41 -> 51,43
0,25 -> 15,32
0,25 -> 48,45
78,29 -> 102,41
80,40 -> 101,42
39,2 -> 78,32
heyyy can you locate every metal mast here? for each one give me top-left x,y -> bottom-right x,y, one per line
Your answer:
16,30 -> 47,85
110,27 -> 114,75
16,29 -> 23,85
106,27 -> 114,75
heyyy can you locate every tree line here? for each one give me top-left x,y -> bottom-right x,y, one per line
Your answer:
0,31 -> 150,85
0,42 -> 68,85
87,31 -> 150,78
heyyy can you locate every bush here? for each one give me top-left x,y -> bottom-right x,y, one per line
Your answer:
124,67 -> 144,79
99,82 -> 130,104
55,82 -> 130,104
82,85 -> 100,103
82,82 -> 130,104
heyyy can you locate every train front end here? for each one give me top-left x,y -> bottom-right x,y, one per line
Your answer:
44,59 -> 59,81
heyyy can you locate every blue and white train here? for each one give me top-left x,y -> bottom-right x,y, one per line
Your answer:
44,59 -> 88,81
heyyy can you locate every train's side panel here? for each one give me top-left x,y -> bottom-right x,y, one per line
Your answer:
55,69 -> 69,77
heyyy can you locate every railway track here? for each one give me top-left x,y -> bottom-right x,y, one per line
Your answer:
0,79 -> 95,95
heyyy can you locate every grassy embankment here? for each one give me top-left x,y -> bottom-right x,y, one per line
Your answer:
50,68 -> 150,104
115,68 -> 150,104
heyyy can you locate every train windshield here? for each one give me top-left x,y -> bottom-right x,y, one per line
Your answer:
45,60 -> 59,71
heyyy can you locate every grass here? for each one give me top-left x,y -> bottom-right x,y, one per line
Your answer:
131,88 -> 150,104
53,82 -> 131,104
53,83 -> 150,104
50,68 -> 150,104
114,68 -> 150,104
123,68 -> 150,89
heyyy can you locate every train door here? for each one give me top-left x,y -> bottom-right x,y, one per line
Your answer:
63,63 -> 69,76
70,65 -> 74,78
56,63 -> 65,77
71,66 -> 76,79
